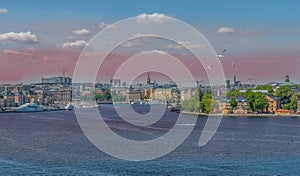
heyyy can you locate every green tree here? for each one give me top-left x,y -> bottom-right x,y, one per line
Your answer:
253,93 -> 269,112
288,93 -> 300,111
229,97 -> 238,109
246,91 -> 256,111
198,88 -> 203,102
112,94 -> 126,102
181,90 -> 218,113
200,93 -> 217,113
95,88 -> 112,101
182,91 -> 201,112
226,88 -> 245,97
274,86 -> 293,108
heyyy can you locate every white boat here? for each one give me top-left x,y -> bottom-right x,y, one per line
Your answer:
65,103 -> 75,110
14,102 -> 44,112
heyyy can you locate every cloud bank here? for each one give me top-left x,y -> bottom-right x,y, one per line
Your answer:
0,31 -> 38,43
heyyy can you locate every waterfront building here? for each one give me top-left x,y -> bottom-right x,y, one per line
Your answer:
4,91 -> 16,107
27,91 -> 43,105
111,86 -> 126,97
297,100 -> 300,114
180,87 -> 199,102
274,109 -> 291,115
128,89 -> 142,102
219,96 -> 248,114
265,95 -> 280,113
47,86 -> 72,107
141,88 -> 155,101
11,87 -> 26,106
154,87 -> 180,105
0,94 -> 4,109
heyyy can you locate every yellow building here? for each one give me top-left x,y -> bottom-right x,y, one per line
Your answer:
274,109 -> 291,115
154,88 -> 180,104
297,100 -> 300,114
265,95 -> 280,113
219,96 -> 248,114
141,88 -> 155,101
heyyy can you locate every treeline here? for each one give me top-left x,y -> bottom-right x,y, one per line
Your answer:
181,89 -> 218,113
182,85 -> 300,113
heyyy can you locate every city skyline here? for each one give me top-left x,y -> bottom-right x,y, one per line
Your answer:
0,1 -> 300,83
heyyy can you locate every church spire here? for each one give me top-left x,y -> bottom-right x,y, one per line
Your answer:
147,72 -> 151,85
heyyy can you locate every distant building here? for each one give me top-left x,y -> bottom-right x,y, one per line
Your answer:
111,86 -> 126,97
0,94 -> 4,109
180,87 -> 198,102
42,77 -> 72,85
219,96 -> 248,114
146,72 -> 156,86
274,109 -> 291,115
128,90 -> 142,102
4,91 -> 16,107
154,88 -> 180,105
297,100 -> 300,114
11,87 -> 26,106
239,90 -> 268,93
141,88 -> 155,101
265,95 -> 280,113
47,86 -> 72,107
226,80 -> 230,89
110,79 -> 121,87
280,75 -> 294,87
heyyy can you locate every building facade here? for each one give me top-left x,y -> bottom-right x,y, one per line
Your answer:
128,90 -> 142,102
42,77 -> 72,85
265,95 -> 280,113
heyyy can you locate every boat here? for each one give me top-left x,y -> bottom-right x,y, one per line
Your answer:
14,102 -> 44,112
168,105 -> 181,112
65,103 -> 75,110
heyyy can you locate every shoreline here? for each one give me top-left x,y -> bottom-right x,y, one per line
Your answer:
181,111 -> 300,117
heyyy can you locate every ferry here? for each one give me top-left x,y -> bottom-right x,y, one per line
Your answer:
14,102 -> 44,112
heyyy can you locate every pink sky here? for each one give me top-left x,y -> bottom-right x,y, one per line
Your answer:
0,48 -> 299,84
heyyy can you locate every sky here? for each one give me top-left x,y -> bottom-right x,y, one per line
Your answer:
0,0 -> 300,84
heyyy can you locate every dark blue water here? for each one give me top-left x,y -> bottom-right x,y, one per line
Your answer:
0,106 -> 300,175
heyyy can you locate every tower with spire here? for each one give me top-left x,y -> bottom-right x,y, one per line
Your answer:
147,72 -> 151,85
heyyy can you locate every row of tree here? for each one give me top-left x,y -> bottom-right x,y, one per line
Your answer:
181,89 -> 218,113
229,91 -> 268,113
182,85 -> 300,113
228,85 -> 300,112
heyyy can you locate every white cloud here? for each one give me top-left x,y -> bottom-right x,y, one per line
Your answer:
2,48 -> 37,56
72,28 -> 90,35
0,8 -> 8,14
136,13 -> 173,24
217,27 -> 235,34
141,50 -> 168,55
131,33 -> 159,38
98,22 -> 110,29
67,36 -> 75,40
122,41 -> 141,48
168,41 -> 204,49
98,22 -> 117,30
0,31 -> 38,43
62,40 -> 87,48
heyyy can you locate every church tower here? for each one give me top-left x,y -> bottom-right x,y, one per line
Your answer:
147,72 -> 151,85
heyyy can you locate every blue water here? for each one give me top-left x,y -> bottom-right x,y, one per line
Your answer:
0,106 -> 300,175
